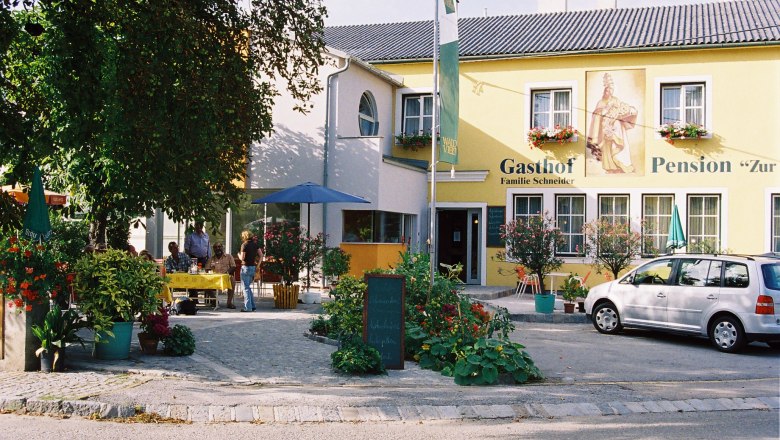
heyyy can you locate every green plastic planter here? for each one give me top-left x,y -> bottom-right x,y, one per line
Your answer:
534,293 -> 555,314
93,321 -> 134,360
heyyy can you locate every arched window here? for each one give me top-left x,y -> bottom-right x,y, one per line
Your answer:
358,92 -> 379,136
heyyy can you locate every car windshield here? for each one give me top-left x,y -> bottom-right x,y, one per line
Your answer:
761,263 -> 780,290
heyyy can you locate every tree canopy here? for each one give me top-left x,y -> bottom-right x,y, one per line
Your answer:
0,0 -> 326,243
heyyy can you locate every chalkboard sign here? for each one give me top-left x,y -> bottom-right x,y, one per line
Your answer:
363,274 -> 405,370
487,206 -> 506,247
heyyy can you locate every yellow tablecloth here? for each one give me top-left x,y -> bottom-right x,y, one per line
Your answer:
160,273 -> 233,304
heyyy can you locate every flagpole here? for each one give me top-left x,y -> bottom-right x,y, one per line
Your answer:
430,0 -> 440,289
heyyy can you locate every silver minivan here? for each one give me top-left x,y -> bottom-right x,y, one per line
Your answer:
584,254 -> 780,353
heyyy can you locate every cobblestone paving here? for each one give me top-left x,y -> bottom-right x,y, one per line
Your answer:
0,371 -> 149,400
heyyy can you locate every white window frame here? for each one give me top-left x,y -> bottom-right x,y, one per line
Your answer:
513,195 -> 543,224
556,194 -> 586,256
687,194 -> 721,253
395,86 -> 434,137
524,80 -> 578,141
771,193 -> 780,253
642,194 -> 674,256
358,91 -> 379,136
531,89 -> 572,129
598,194 -> 630,225
654,75 -> 713,139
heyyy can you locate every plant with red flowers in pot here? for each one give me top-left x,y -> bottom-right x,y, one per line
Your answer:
138,307 -> 171,354
0,234 -> 68,314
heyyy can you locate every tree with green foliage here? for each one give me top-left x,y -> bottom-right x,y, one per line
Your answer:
0,1 -> 325,245
581,218 -> 655,280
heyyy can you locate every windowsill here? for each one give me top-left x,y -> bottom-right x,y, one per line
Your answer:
533,134 -> 579,147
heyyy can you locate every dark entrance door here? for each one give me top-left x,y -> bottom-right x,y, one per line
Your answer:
437,210 -> 468,283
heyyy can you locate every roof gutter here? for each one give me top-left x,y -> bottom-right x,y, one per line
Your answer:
366,40 -> 780,64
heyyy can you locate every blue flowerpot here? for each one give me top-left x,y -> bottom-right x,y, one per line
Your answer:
534,294 -> 555,314
93,321 -> 133,360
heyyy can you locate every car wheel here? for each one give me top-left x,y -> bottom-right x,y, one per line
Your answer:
709,316 -> 746,353
592,302 -> 623,334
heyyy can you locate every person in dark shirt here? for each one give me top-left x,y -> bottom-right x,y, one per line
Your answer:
239,230 -> 263,312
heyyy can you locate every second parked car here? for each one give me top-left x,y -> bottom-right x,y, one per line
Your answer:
584,254 -> 780,353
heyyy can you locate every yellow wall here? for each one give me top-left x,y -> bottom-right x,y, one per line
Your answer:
341,243 -> 407,277
382,46 -> 780,287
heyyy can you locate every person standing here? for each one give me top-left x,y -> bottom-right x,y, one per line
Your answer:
207,243 -> 237,309
239,230 -> 262,312
185,221 -> 211,267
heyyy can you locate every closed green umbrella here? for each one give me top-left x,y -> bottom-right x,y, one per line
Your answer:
666,204 -> 686,252
22,167 -> 52,242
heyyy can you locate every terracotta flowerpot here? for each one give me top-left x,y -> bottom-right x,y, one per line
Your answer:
564,302 -> 576,314
273,284 -> 299,309
138,332 -> 160,355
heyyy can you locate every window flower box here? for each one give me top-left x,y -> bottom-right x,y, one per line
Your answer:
395,133 -> 432,151
526,125 -> 578,149
656,122 -> 708,143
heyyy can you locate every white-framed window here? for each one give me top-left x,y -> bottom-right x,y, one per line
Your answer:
654,75 -> 713,135
556,195 -> 585,255
513,195 -> 543,224
772,194 -> 780,252
401,94 -> 433,135
643,195 -> 674,256
599,195 -> 629,225
688,195 -> 720,253
358,91 -> 379,136
531,89 -> 571,129
661,83 -> 704,126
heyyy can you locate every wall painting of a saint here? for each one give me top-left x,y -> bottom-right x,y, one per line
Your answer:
586,69 -> 645,176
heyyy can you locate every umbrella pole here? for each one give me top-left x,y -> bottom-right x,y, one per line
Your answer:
306,202 -> 311,291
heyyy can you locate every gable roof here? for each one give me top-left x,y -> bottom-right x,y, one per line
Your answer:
324,0 -> 780,63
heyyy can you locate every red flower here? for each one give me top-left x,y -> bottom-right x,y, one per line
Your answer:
14,298 -> 23,307
23,250 -> 32,258
25,304 -> 32,312
8,246 -> 19,253
9,237 -> 17,244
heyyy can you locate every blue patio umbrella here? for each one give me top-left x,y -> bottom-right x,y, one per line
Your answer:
666,204 -> 686,252
22,167 -> 52,242
252,182 -> 370,288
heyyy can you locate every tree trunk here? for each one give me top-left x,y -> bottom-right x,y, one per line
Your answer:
88,212 -> 108,246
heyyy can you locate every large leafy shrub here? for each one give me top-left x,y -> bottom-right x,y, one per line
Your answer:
331,336 -> 385,375
74,249 -> 165,339
163,324 -> 196,356
319,275 -> 365,340
495,212 -> 565,292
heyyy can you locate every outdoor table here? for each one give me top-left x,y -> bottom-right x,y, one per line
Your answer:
161,272 -> 233,309
545,272 -> 570,295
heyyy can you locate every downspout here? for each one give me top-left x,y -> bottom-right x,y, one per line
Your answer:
322,56 -> 351,249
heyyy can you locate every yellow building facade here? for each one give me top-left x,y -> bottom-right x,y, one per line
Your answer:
382,45 -> 779,288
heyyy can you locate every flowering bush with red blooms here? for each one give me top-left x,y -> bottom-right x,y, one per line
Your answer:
140,307 -> 171,339
0,235 -> 67,313
262,221 -> 325,287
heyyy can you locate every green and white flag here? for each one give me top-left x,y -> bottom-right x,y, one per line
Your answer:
438,0 -> 459,164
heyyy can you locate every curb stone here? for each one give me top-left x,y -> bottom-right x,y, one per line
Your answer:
2,395 -> 778,423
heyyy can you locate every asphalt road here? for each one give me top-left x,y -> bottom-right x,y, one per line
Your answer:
1,410 -> 778,439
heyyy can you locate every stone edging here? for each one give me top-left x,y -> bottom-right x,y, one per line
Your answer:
2,395 -> 777,423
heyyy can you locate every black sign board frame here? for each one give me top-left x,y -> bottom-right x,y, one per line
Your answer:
363,274 -> 405,370
487,206 -> 506,248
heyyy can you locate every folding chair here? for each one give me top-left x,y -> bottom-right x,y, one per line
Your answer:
514,266 -> 540,299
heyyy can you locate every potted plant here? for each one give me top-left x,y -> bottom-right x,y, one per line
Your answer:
656,122 -> 707,143
31,304 -> 86,372
262,222 -> 325,309
138,307 -> 171,355
74,249 -> 166,360
394,132 -> 433,151
560,274 -> 589,314
322,247 -> 351,287
526,125 -> 578,148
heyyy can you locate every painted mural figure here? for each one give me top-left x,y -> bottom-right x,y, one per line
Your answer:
587,73 -> 637,173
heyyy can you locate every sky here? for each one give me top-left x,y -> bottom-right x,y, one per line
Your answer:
322,0 -> 726,26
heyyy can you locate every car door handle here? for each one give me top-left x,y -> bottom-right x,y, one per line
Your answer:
657,293 -> 666,298
707,294 -> 717,300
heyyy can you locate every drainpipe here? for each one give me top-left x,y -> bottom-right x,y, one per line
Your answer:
322,56 -> 351,248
